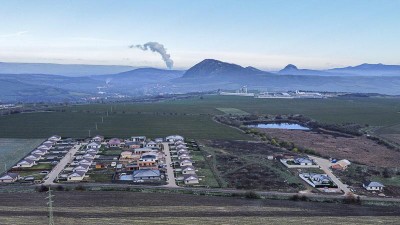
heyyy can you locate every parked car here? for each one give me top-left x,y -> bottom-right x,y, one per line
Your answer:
40,171 -> 49,175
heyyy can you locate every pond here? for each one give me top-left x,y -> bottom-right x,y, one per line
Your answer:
248,123 -> 310,130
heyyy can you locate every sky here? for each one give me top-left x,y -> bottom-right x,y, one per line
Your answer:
0,0 -> 399,70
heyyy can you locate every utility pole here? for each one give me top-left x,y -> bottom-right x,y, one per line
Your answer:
46,187 -> 55,225
101,116 -> 104,123
95,123 -> 98,130
88,129 -> 91,137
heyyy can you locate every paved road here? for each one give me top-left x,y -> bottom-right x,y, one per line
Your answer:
309,155 -> 352,195
162,142 -> 178,188
43,143 -> 81,185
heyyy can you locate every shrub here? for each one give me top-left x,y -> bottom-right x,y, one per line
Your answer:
244,191 -> 261,199
36,185 -> 49,192
75,185 -> 86,191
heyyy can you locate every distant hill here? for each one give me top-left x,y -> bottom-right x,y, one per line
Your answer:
327,63 -> 400,76
278,64 -> 335,76
0,62 -> 134,77
182,59 -> 271,78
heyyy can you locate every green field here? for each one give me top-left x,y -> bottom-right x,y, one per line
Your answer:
0,95 -> 399,140
0,138 -> 44,174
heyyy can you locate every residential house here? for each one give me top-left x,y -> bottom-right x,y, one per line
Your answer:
92,135 -> 104,143
25,154 -> 42,161
31,149 -> 47,156
178,154 -> 191,160
73,164 -> 90,172
133,169 -> 161,181
48,135 -> 62,142
177,149 -> 189,155
138,159 -> 158,169
124,141 -> 141,149
83,152 -> 96,160
331,159 -> 351,171
166,135 -> 184,143
79,159 -> 93,166
0,173 -> 20,183
140,152 -> 158,161
16,159 -> 35,167
146,141 -> 158,148
175,144 -> 188,150
108,138 -> 121,148
120,151 -> 133,159
183,174 -> 199,184
87,142 -> 101,150
68,171 -> 86,181
134,147 -> 156,155
42,140 -> 55,147
181,165 -> 196,174
174,140 -> 185,145
180,159 -> 193,167
37,145 -> 51,151
154,138 -> 164,143
363,181 -> 384,191
131,136 -> 147,143
294,157 -> 314,166
86,148 -> 98,154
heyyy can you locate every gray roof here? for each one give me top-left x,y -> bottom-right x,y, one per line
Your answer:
364,181 -> 384,187
183,174 -> 198,181
69,171 -> 85,177
0,173 -> 19,179
181,165 -> 195,171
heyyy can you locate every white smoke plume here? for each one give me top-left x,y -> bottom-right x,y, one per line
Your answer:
129,42 -> 174,69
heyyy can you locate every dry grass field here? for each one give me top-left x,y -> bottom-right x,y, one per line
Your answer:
259,128 -> 400,167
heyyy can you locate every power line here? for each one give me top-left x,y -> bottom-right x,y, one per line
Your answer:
46,186 -> 55,225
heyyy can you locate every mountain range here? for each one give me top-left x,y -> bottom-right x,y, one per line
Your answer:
0,60 -> 400,102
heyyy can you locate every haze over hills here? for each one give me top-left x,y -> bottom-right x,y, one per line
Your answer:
1,59 -> 400,102
0,62 -> 135,77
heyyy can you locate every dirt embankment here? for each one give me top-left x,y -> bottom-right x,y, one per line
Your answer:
259,128 -> 400,167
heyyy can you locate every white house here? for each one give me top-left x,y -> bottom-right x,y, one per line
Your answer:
175,144 -> 188,150
177,149 -> 189,155
32,149 -> 47,156
79,159 -> 93,166
73,164 -> 90,172
86,142 -> 101,150
294,157 -> 314,166
68,171 -> 86,181
37,145 -> 51,151
363,181 -> 384,191
180,159 -> 193,167
42,140 -> 55,147
133,169 -> 160,181
16,159 -> 35,168
92,135 -> 104,143
166,135 -> 184,143
83,153 -> 96,160
174,140 -> 185,145
86,148 -> 98,154
48,135 -> 62,142
131,136 -> 147,143
134,147 -> 155,155
145,141 -> 158,148
183,174 -> 199,184
178,154 -> 191,160
181,165 -> 196,174
24,154 -> 42,161
0,173 -> 20,183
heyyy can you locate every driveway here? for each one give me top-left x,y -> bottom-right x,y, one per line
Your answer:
43,143 -> 81,185
162,142 -> 178,188
308,155 -> 352,195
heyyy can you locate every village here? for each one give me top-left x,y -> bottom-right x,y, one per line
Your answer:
0,135 -> 387,197
0,135 -> 201,187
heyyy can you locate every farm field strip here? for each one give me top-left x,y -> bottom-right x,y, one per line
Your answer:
216,108 -> 250,115
0,138 -> 44,173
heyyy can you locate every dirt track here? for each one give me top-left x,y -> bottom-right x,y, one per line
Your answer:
0,191 -> 399,224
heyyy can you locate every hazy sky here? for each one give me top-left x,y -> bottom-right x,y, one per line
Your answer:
0,0 -> 399,70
